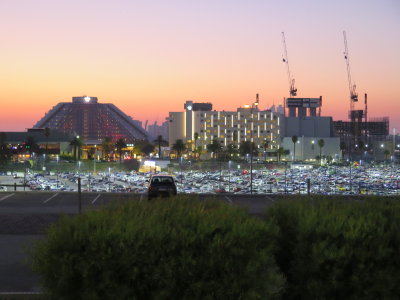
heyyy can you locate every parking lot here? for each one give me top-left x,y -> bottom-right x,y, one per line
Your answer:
1,163 -> 399,196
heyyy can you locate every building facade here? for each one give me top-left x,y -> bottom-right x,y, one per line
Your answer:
33,96 -> 148,143
169,101 -> 283,156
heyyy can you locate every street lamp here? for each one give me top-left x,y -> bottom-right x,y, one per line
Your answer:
311,140 -> 315,161
249,94 -> 259,195
42,154 -> 46,174
56,155 -> 59,189
108,167 -> 111,192
348,159 -> 352,194
228,160 -> 232,193
180,156 -> 183,188
93,145 -> 97,174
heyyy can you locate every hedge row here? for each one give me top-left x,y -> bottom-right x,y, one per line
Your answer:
267,196 -> 400,299
31,196 -> 400,299
31,198 -> 284,300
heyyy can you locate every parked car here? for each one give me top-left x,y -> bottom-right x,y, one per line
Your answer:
147,175 -> 177,200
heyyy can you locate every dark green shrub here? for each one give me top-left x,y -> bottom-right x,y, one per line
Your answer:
266,196 -> 400,300
32,197 -> 284,299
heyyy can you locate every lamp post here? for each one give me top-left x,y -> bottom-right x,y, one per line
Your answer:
23,161 -> 27,191
393,128 -> 396,158
93,145 -> 97,174
249,94 -> 259,195
56,154 -> 59,189
42,154 -> 46,174
228,160 -> 231,193
311,140 -> 315,161
285,161 -> 288,193
108,167 -> 111,192
349,159 -> 352,194
180,156 -> 183,188
219,155 -> 222,190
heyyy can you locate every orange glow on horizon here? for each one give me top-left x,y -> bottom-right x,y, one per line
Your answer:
0,1 -> 399,132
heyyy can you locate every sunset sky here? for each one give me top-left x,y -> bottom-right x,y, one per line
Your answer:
0,0 -> 399,132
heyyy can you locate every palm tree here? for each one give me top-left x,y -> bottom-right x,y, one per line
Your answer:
0,132 -> 10,165
226,143 -> 238,158
69,137 -> 83,161
291,135 -> 298,162
232,130 -> 238,149
153,135 -> 167,159
318,139 -> 325,165
115,138 -> 127,163
135,140 -> 155,157
172,139 -> 186,158
207,139 -> 222,159
383,149 -> 390,162
239,141 -> 257,157
195,146 -> 203,160
193,132 -> 199,159
262,139 -> 270,161
44,127 -> 50,160
102,137 -> 113,161
276,147 -> 286,162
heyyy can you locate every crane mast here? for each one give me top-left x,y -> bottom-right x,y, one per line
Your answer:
343,30 -> 358,112
281,32 -> 297,97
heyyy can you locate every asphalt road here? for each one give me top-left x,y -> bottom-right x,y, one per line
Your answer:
0,191 -> 278,294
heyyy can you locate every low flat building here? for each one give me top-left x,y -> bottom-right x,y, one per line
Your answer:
1,128 -> 74,159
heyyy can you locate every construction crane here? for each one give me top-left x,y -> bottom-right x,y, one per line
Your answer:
281,32 -> 297,97
343,30 -> 358,112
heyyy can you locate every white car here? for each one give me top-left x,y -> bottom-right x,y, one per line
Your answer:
0,186 -> 7,192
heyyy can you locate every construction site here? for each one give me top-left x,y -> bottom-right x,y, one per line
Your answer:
281,31 -> 389,160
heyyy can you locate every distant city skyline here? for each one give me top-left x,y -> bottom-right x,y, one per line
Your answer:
0,0 -> 399,132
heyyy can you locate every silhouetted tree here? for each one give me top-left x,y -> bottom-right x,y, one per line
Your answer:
262,139 -> 270,161
102,137 -> 113,161
193,132 -> 199,159
115,138 -> 127,163
276,147 -> 287,162
172,139 -> 186,158
207,139 -> 222,159
239,141 -> 257,157
225,143 -> 238,159
384,149 -> 390,162
70,137 -> 83,161
136,140 -> 155,157
153,135 -> 168,159
0,132 -> 11,165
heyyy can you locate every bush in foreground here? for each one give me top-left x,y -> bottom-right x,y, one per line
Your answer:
31,197 -> 284,300
266,196 -> 400,300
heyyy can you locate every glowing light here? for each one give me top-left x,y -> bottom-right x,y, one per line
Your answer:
144,160 -> 156,167
84,96 -> 91,102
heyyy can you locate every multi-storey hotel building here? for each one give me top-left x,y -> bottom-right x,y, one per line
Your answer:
169,101 -> 283,155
